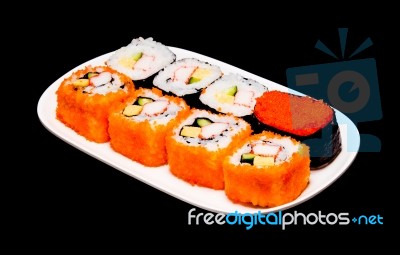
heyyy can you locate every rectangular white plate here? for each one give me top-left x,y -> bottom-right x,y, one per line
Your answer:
37,47 -> 360,214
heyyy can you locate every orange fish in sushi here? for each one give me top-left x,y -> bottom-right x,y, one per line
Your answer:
56,65 -> 135,143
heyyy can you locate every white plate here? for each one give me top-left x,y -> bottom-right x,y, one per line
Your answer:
37,47 -> 360,214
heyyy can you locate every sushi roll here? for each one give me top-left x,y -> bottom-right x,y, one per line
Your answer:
153,58 -> 223,108
56,65 -> 135,143
106,37 -> 176,87
199,73 -> 268,117
166,109 -> 252,190
223,131 -> 310,207
254,90 -> 342,169
108,88 -> 190,167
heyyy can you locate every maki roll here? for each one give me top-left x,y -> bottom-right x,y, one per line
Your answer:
106,37 -> 176,87
254,90 -> 342,169
166,109 -> 252,190
56,65 -> 135,143
153,58 -> 223,108
223,131 -> 310,207
199,73 -> 268,117
108,88 -> 190,167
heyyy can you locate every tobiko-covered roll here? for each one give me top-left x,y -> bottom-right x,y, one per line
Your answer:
254,90 -> 342,169
199,73 -> 268,117
223,131 -> 310,207
166,109 -> 252,190
56,65 -> 135,143
106,37 -> 176,86
108,88 -> 190,167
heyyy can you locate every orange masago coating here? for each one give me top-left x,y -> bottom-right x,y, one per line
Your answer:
223,131 -> 310,207
56,65 -> 135,143
108,88 -> 190,167
254,91 -> 334,136
166,110 -> 252,190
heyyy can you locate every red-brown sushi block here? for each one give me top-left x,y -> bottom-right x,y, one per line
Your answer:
254,90 -> 341,169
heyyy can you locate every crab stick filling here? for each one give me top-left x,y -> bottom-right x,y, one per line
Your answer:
121,91 -> 185,126
118,52 -> 156,72
179,117 -> 231,140
239,138 -> 299,167
72,71 -> 126,95
215,86 -> 255,108
172,66 -> 211,84
123,97 -> 169,117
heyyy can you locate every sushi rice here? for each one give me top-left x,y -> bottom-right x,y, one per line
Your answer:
153,58 -> 223,96
199,73 -> 269,117
106,37 -> 176,81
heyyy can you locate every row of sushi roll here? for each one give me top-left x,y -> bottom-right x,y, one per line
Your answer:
55,37 -> 342,207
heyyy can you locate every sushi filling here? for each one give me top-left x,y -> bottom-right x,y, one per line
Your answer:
72,70 -> 126,95
118,52 -> 156,72
199,74 -> 268,117
214,86 -> 255,108
153,58 -> 223,96
174,110 -> 248,151
122,92 -> 183,125
233,136 -> 299,167
172,66 -> 211,84
179,118 -> 229,140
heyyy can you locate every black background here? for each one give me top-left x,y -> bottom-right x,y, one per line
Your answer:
26,14 -> 387,246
